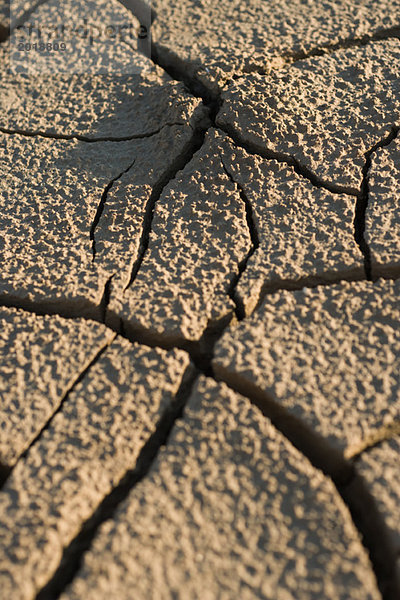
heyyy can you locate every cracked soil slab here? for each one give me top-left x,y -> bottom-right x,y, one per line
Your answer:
217,39 -> 400,193
365,135 -> 400,278
111,128 -> 363,342
62,377 -> 380,600
0,337 -> 191,600
109,130 -> 251,345
356,435 -> 400,553
0,306 -> 113,468
0,124 -> 200,317
152,0 -> 400,92
217,130 -> 364,316
213,279 -> 400,472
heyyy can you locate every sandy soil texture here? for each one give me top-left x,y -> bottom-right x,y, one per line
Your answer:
0,0 -> 399,598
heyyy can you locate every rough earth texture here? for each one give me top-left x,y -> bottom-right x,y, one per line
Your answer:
0,0 -> 399,598
217,130 -> 364,315
1,0 -> 204,138
217,40 -> 400,193
62,378 -> 380,600
0,337 -> 191,600
0,125 -> 200,317
366,135 -> 400,278
214,279 -> 400,464
0,306 -> 113,467
356,436 -> 400,552
110,130 -> 251,344
152,0 -> 400,92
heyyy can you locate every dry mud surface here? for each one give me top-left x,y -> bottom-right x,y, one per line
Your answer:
0,0 -> 399,599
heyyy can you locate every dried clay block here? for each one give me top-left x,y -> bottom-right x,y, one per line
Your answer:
63,377 -> 379,600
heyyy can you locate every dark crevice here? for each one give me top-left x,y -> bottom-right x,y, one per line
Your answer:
0,23 -> 8,43
0,295 -> 213,379
213,369 -> 400,600
151,22 -> 400,92
125,125 -> 209,291
151,43 -> 222,120
355,126 -> 400,280
0,335 -> 116,491
216,122 -> 359,196
90,159 -> 136,261
0,293 -> 214,378
0,462 -> 11,488
35,364 -> 198,600
220,156 -> 260,320
0,123 -> 181,143
100,276 -> 113,324
0,293 -> 104,325
213,367 -> 353,484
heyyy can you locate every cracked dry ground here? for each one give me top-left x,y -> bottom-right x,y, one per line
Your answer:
0,0 -> 400,599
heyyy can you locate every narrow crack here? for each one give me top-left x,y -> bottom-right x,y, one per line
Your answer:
0,333 -> 116,490
217,122 -> 359,196
124,124 -> 209,292
220,156 -> 260,320
241,24 -> 400,78
355,126 -> 400,279
252,271 -> 366,316
151,23 -> 400,95
214,367 -> 353,483
35,364 -> 198,600
0,122 -> 182,143
90,159 -> 136,261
